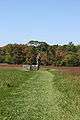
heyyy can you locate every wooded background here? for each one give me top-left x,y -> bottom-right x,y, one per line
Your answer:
0,41 -> 80,66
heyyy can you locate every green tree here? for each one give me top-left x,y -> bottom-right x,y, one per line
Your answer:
63,53 -> 79,66
5,54 -> 13,64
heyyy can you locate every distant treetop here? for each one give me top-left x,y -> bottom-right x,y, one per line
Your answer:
28,40 -> 48,47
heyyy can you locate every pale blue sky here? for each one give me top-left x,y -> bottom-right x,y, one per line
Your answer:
0,0 -> 80,46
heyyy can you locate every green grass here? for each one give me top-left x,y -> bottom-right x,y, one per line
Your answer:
0,68 -> 80,120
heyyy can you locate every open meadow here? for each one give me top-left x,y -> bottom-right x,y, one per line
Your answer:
0,66 -> 80,120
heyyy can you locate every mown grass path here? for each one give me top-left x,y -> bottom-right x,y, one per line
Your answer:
0,69 -> 80,120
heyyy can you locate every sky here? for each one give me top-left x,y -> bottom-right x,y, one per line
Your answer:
0,0 -> 80,46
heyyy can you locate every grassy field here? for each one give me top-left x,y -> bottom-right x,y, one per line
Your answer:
0,68 -> 80,120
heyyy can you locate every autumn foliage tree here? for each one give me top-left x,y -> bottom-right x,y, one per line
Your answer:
0,41 -> 80,66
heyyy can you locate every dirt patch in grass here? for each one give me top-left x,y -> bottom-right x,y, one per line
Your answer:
56,67 -> 80,74
0,64 -> 22,67
0,64 -> 22,70
44,66 -> 80,74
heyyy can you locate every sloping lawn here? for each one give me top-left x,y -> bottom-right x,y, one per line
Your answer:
0,68 -> 80,120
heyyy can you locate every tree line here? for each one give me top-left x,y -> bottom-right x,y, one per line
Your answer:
0,41 -> 80,66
